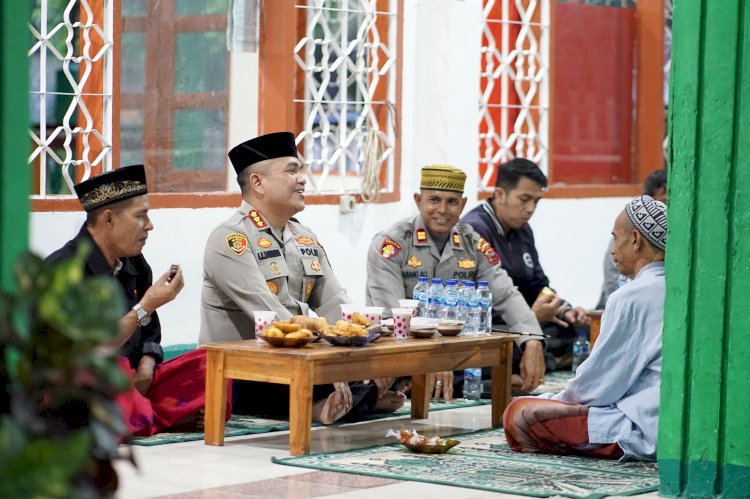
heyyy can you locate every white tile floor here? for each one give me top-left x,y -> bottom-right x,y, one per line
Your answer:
115,405 -> 661,499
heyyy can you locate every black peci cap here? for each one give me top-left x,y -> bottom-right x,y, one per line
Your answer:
74,164 -> 148,212
228,132 -> 299,175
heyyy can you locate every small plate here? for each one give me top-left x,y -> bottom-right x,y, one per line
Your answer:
259,334 -> 315,348
402,439 -> 460,454
409,328 -> 437,339
320,331 -> 382,346
437,320 -> 464,336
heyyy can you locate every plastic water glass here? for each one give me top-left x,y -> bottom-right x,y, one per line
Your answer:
397,299 -> 419,316
340,303 -> 361,322
253,311 -> 277,343
364,306 -> 384,325
391,307 -> 414,339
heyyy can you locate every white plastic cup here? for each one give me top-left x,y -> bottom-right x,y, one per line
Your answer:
253,311 -> 277,343
364,306 -> 385,325
340,303 -> 362,322
391,307 -> 414,339
397,299 -> 420,315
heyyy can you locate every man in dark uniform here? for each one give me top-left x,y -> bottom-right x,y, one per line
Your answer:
461,158 -> 589,371
46,164 -> 226,435
199,132 -> 402,424
366,164 -> 545,397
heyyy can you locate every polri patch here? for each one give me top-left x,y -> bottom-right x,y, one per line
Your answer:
226,233 -> 248,256
267,280 -> 279,295
257,237 -> 272,248
380,238 -> 402,260
296,236 -> 314,246
407,255 -> 422,268
248,209 -> 267,229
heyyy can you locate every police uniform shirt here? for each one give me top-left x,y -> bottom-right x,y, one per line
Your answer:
365,215 -> 542,342
199,201 -> 350,344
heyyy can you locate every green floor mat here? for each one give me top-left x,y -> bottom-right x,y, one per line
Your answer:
272,427 -> 658,499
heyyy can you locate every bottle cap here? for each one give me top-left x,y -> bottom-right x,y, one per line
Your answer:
431,278 -> 442,284
477,280 -> 488,286
418,276 -> 428,282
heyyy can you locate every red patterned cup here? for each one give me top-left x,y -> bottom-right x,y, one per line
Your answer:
340,303 -> 361,322
253,311 -> 277,343
364,306 -> 384,325
391,308 -> 414,339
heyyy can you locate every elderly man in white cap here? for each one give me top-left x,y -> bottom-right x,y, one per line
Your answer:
502,195 -> 667,462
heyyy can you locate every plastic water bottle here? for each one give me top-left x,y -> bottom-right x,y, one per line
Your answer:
440,280 -> 459,320
427,278 -> 443,319
458,280 -> 475,322
412,276 -> 429,317
572,330 -> 591,374
476,280 -> 493,334
463,368 -> 482,401
464,286 -> 480,336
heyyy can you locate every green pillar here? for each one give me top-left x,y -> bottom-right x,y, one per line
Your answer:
659,0 -> 750,497
0,1 -> 30,289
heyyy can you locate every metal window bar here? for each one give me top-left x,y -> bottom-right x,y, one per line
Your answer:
28,0 -> 114,197
478,0 -> 550,192
294,0 -> 396,198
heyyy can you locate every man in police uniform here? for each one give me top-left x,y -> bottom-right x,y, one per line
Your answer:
365,165 -> 546,397
200,132 -> 403,423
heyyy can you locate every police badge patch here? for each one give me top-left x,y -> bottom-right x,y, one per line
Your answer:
296,236 -> 314,246
257,237 -> 272,248
226,233 -> 248,256
457,257 -> 476,269
271,262 -> 281,276
452,233 -> 461,248
476,237 -> 501,265
310,260 -> 321,271
407,255 -> 422,268
267,280 -> 279,295
416,229 -> 428,243
380,239 -> 402,259
305,281 -> 314,298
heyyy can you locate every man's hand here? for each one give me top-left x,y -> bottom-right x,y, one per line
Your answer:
139,267 -> 185,314
427,371 -> 454,403
134,356 -> 156,395
531,294 -> 568,327
563,306 -> 590,326
519,340 -> 545,392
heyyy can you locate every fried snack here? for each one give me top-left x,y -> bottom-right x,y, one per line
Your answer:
286,328 -> 314,339
263,327 -> 285,338
273,321 -> 302,333
335,320 -> 368,337
351,311 -> 371,327
538,286 -> 556,298
290,315 -> 328,333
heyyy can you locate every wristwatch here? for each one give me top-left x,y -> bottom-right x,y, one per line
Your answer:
132,303 -> 151,327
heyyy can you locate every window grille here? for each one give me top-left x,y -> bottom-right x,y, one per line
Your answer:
294,0 -> 397,201
478,0 -> 550,192
29,0 -> 114,197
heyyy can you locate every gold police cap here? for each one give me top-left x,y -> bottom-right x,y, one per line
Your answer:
420,164 -> 466,193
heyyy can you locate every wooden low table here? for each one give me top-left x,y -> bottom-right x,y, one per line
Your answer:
202,333 -> 516,455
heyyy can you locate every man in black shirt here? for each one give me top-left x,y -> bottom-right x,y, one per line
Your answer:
461,158 -> 589,371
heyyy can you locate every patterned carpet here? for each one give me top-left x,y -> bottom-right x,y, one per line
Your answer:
131,399 -> 491,446
273,427 -> 659,499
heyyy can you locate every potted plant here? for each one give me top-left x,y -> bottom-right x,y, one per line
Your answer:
0,244 -> 131,497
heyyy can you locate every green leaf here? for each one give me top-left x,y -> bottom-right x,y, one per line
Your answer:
0,417 -> 91,498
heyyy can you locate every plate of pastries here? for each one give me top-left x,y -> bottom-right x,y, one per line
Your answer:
258,316 -> 327,347
320,312 -> 382,346
386,428 -> 460,454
